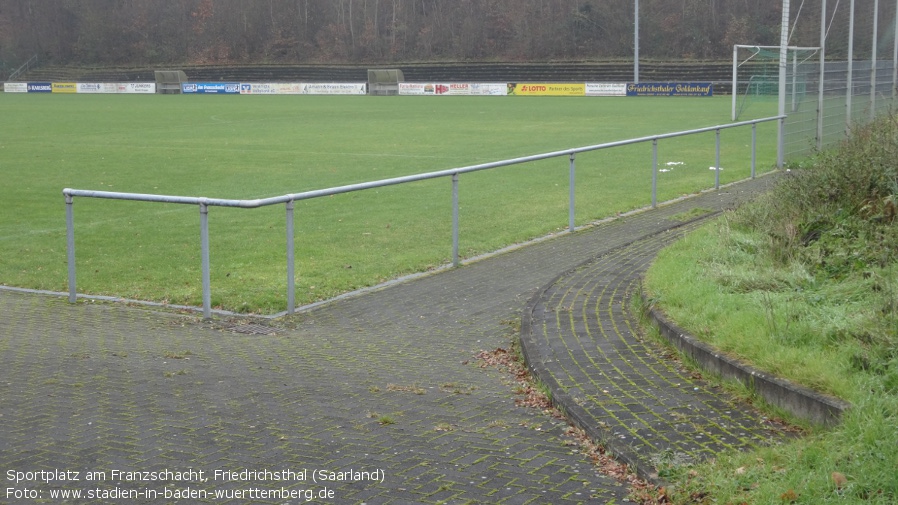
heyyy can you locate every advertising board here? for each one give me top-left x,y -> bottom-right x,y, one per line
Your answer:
76,83 -> 154,93
77,83 -> 106,93
118,82 -> 155,94
301,83 -> 367,95
626,82 -> 713,97
470,83 -> 507,96
3,83 -> 28,93
507,83 -> 586,96
51,82 -> 78,93
27,82 -> 52,93
399,83 -> 506,96
274,83 -> 303,95
398,83 -> 453,95
585,83 -> 627,97
239,83 -> 277,94
398,83 -> 428,95
181,82 -> 240,94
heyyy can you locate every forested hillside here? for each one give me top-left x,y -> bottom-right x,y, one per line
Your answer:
0,0 -> 889,71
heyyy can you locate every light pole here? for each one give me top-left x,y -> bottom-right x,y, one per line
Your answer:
634,0 -> 639,82
777,0 -> 790,168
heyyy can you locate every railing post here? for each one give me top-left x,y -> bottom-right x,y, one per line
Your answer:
199,202 -> 212,320
651,139 -> 658,208
66,193 -> 77,303
751,123 -> 758,179
715,128 -> 721,190
452,174 -> 460,267
286,200 -> 296,315
778,116 -> 785,169
568,153 -> 576,232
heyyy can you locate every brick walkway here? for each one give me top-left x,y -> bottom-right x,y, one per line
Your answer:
521,218 -> 790,482
0,176 -> 787,504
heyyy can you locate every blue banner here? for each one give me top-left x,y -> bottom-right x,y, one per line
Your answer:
626,82 -> 713,97
27,82 -> 52,93
181,82 -> 240,94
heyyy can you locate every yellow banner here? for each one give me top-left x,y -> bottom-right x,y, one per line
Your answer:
508,83 -> 585,96
52,82 -> 78,94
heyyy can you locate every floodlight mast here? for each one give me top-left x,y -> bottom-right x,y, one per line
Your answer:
778,0 -> 790,168
816,0 -> 827,150
634,0 -> 639,82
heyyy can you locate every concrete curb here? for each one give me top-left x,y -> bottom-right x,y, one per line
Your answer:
643,295 -> 851,427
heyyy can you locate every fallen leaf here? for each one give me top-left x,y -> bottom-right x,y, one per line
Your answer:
780,489 -> 798,502
832,471 -> 848,489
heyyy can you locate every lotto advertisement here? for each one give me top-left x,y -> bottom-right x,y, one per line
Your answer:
507,83 -> 586,96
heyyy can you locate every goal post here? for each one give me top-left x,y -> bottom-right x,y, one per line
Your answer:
732,45 -> 820,121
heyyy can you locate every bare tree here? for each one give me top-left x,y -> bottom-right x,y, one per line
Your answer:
0,0 -> 872,66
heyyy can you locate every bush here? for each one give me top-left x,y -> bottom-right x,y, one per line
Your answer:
739,115 -> 898,274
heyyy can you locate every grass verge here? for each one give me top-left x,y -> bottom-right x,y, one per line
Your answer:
642,115 -> 898,503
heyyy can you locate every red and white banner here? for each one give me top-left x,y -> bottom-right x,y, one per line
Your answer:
117,83 -> 155,94
399,82 -> 507,96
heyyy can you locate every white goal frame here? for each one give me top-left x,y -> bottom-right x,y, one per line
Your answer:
732,44 -> 820,121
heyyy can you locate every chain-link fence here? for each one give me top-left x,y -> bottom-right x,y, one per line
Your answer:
784,0 -> 898,161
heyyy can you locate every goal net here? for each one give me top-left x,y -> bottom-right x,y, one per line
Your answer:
732,45 -> 819,121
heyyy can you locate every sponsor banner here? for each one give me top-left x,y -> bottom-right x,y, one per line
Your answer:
585,83 -> 627,97
399,82 -> 506,96
3,82 -> 28,93
77,83 -> 106,93
470,83 -> 507,96
626,82 -> 713,97
52,82 -> 78,94
398,82 -> 428,95
118,82 -> 155,94
27,82 -> 52,93
274,83 -> 303,95
398,83 -> 453,95
301,82 -> 367,95
181,82 -> 240,94
445,83 -> 471,95
240,83 -> 278,95
77,83 -> 154,93
507,83 -> 586,96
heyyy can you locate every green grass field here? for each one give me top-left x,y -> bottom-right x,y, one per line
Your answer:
0,93 -> 778,313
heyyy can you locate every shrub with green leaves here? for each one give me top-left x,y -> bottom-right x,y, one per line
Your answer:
737,114 -> 898,275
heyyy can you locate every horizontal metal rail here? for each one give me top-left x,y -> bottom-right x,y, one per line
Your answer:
6,54 -> 38,82
64,115 -> 784,319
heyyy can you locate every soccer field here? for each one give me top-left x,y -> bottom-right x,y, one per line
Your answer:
0,93 -> 778,313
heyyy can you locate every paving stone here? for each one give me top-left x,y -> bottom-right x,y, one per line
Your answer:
521,177 -> 794,481
1,176 -> 786,503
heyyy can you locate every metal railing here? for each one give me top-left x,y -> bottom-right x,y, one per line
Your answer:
64,115 -> 784,319
7,54 -> 38,82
